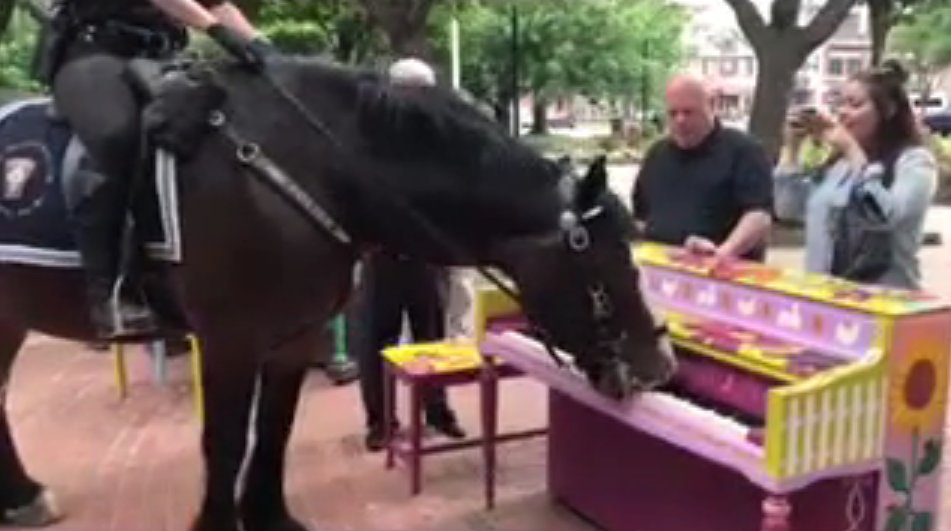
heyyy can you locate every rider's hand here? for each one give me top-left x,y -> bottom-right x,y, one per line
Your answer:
205,24 -> 272,71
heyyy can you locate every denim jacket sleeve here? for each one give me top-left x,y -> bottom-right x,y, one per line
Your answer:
855,147 -> 938,227
772,162 -> 817,223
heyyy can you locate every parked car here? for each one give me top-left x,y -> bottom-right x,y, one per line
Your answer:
923,111 -> 951,137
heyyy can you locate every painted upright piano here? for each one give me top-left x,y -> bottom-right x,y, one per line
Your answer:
475,242 -> 950,531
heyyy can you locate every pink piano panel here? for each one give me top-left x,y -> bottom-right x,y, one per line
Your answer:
548,390 -> 879,531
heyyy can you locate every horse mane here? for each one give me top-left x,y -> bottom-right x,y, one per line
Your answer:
203,56 -> 577,247
197,56 -> 559,191
353,75 -> 560,188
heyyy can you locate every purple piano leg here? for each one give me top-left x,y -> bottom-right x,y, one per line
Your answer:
384,365 -> 396,470
409,382 -> 423,495
481,358 -> 499,509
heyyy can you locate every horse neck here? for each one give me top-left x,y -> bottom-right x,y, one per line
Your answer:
251,59 -> 567,265
347,162 -> 566,267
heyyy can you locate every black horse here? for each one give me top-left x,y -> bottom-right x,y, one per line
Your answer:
0,56 -> 676,531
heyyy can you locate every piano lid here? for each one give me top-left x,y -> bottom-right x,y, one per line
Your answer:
633,242 -> 949,317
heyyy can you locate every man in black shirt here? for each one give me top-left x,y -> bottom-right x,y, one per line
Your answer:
632,74 -> 773,261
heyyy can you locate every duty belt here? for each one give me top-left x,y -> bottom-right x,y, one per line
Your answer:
77,21 -> 184,58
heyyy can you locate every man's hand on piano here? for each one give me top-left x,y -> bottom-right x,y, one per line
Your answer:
685,235 -> 721,257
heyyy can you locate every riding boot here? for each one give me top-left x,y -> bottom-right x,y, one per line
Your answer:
71,176 -> 157,340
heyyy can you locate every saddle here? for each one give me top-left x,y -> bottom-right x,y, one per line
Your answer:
127,58 -> 227,160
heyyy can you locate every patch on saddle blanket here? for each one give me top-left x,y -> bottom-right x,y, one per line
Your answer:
0,98 -> 183,268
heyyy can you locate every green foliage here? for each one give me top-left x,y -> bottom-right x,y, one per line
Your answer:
429,0 -> 687,109
930,135 -> 951,203
889,0 -> 951,74
256,0 -> 386,63
520,132 -> 646,164
799,138 -> 833,170
429,3 -> 507,101
0,9 -> 41,92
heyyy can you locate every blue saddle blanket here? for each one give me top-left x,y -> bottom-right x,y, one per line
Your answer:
0,97 -> 181,268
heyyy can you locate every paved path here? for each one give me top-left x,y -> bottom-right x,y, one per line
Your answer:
8,338 -> 582,531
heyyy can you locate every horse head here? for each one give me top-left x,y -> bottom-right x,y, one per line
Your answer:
494,156 -> 676,399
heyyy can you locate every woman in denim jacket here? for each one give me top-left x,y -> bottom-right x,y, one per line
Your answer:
774,60 -> 938,290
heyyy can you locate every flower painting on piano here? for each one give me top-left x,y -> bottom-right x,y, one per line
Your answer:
883,337 -> 948,531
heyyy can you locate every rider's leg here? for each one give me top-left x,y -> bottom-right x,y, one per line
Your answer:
53,53 -> 157,339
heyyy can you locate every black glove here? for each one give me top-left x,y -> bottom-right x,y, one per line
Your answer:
249,37 -> 278,58
205,24 -> 271,71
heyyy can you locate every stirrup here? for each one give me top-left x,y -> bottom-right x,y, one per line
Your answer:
102,275 -> 158,340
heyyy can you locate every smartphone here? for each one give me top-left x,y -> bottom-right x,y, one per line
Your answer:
799,107 -> 830,134
788,107 -> 814,129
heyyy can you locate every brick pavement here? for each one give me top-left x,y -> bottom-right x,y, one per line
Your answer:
5,336 -> 590,531
4,237 -> 951,531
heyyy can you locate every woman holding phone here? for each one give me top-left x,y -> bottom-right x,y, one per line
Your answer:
774,60 -> 938,290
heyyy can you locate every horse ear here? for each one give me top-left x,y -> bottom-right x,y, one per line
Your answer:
575,155 -> 607,210
549,154 -> 574,180
556,154 -> 573,170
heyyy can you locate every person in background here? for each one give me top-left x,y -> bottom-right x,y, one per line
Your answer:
774,60 -> 937,290
351,57 -> 466,452
311,314 -> 358,385
631,73 -> 773,262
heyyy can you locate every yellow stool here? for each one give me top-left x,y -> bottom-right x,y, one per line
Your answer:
113,334 -> 205,421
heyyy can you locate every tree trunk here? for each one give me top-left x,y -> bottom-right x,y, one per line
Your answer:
387,25 -> 433,60
494,83 -> 513,130
493,100 -> 511,129
0,0 -> 15,38
726,0 -> 858,159
334,15 -> 376,65
531,98 -> 549,135
748,46 -> 801,161
868,1 -> 894,66
360,0 -> 436,61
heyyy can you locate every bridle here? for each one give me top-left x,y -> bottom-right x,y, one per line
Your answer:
558,207 -> 669,370
190,59 -> 667,371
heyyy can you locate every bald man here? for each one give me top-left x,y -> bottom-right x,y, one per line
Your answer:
631,74 -> 773,261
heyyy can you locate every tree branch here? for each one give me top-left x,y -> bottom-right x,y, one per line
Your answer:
770,0 -> 801,29
801,0 -> 859,50
722,0 -> 768,48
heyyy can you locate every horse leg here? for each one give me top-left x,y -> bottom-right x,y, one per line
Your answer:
239,360 -> 309,531
0,325 -> 61,527
191,331 -> 258,531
